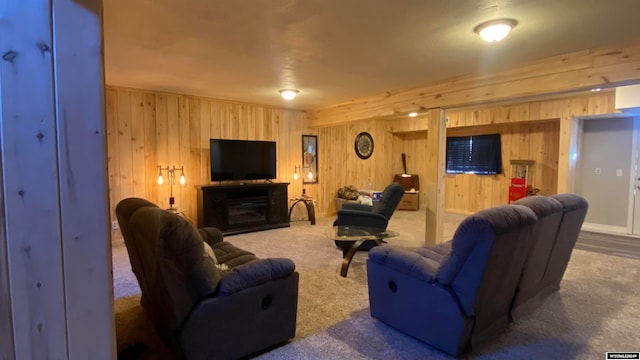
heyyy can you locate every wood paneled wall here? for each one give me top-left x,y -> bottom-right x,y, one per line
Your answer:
385,91 -> 616,214
106,87 -> 618,237
444,122 -> 559,213
389,121 -> 559,213
106,86 -> 310,241
315,119 -> 395,212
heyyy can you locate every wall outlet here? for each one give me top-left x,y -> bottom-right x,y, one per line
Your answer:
616,169 -> 623,177
595,168 -> 601,175
112,221 -> 119,230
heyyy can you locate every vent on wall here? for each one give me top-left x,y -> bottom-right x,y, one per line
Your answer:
615,84 -> 640,113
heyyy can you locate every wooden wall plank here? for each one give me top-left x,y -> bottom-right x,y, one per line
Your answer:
143,93 -> 158,205
188,98 -> 202,221
0,113 -> 14,360
52,0 -> 114,355
106,87 -> 121,239
0,1 -> 67,356
130,92 -> 147,198
155,94 -> 169,208
1,0 -> 114,358
199,99 -> 211,183
177,96 -> 190,215
116,89 -> 134,200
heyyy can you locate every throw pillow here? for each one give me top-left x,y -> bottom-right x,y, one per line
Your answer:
337,185 -> 361,200
357,195 -> 373,206
202,242 -> 228,271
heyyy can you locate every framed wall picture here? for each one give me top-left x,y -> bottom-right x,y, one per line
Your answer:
302,135 -> 318,184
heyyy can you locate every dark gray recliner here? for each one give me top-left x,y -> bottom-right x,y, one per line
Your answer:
116,197 -> 299,360
366,205 -> 537,356
545,193 -> 589,291
333,182 -> 404,250
510,195 -> 564,321
511,194 -> 588,322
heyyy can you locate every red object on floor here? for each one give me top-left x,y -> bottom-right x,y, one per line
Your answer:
508,186 -> 528,203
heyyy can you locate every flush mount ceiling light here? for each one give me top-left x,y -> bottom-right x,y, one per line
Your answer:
474,18 -> 517,42
279,89 -> 299,100
408,112 -> 418,117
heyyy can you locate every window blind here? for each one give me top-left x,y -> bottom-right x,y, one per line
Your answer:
446,134 -> 502,174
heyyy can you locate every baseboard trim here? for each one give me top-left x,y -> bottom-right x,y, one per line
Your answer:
581,222 -> 629,235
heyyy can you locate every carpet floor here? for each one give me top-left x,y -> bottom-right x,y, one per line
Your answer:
113,210 -> 640,359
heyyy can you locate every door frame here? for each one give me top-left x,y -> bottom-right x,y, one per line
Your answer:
631,117 -> 640,235
571,112 -> 639,234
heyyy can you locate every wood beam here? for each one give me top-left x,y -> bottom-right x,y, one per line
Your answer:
309,44 -> 640,127
424,110 -> 446,245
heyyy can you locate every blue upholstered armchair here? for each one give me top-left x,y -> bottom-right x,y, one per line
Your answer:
333,182 -> 404,250
334,182 -> 404,230
366,205 -> 537,356
510,194 -> 588,321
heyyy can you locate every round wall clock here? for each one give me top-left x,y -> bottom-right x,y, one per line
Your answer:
354,132 -> 374,159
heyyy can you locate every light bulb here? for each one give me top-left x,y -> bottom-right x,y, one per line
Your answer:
474,19 -> 517,43
293,171 -> 299,181
279,89 -> 299,100
179,175 -> 186,185
157,175 -> 164,185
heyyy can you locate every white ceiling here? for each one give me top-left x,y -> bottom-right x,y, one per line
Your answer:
103,0 -> 640,111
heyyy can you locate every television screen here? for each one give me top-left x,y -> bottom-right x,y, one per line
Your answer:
210,139 -> 277,181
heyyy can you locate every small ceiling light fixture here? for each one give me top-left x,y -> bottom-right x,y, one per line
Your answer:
408,112 -> 418,117
279,89 -> 299,100
474,18 -> 518,42
591,88 -> 602,92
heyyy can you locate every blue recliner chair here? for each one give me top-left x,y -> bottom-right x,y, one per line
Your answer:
333,182 -> 404,250
366,204 -> 537,356
510,194 -> 588,321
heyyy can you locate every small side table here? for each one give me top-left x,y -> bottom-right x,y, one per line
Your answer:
330,226 -> 399,277
288,196 -> 316,225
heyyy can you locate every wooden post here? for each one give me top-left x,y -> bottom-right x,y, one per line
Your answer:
425,109 -> 446,245
0,0 -> 115,358
558,115 -> 580,193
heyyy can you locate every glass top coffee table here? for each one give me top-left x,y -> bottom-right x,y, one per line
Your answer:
329,225 -> 399,277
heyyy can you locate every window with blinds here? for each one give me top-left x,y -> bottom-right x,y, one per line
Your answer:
445,133 -> 503,174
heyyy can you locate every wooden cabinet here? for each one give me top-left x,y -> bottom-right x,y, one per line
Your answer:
397,191 -> 419,210
197,182 -> 290,235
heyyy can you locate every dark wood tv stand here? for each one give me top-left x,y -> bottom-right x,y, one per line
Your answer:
196,182 -> 290,235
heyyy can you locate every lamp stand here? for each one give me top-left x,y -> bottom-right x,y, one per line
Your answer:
158,165 -> 185,211
293,164 -> 313,198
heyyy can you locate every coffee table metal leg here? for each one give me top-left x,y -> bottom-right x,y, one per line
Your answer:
340,239 -> 365,277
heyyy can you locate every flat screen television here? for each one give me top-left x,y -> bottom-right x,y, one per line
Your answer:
210,139 -> 277,182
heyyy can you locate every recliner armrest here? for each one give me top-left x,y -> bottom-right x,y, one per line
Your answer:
197,227 -> 224,246
368,246 -> 440,283
335,210 -> 389,229
341,203 -> 373,211
217,258 -> 296,296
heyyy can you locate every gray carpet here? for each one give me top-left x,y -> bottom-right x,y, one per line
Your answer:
113,211 -> 640,359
